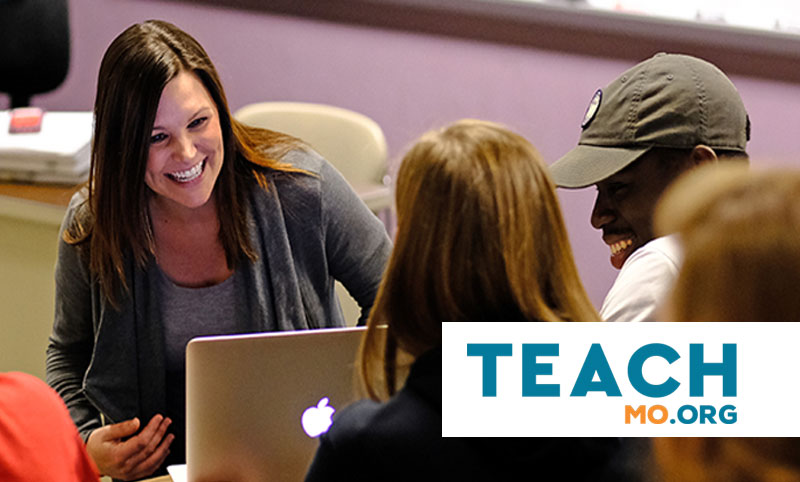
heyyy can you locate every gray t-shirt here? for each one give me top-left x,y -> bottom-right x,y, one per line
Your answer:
159,266 -> 252,463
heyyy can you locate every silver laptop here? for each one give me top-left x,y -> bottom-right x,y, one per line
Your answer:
185,326 -> 373,482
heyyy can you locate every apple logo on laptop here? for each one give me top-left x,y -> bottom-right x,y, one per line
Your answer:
301,397 -> 336,438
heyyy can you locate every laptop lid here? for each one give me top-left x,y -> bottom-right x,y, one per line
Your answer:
185,326 -> 374,481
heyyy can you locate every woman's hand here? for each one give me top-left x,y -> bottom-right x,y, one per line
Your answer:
86,414 -> 174,481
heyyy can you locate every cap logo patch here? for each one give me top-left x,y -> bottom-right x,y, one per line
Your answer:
582,89 -> 602,129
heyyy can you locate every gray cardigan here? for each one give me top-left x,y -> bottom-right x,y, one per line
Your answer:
46,149 -> 392,442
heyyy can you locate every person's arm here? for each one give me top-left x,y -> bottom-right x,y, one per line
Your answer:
46,215 -> 103,442
319,159 -> 392,325
46,202 -> 174,480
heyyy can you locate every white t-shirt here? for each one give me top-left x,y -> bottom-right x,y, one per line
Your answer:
599,235 -> 682,322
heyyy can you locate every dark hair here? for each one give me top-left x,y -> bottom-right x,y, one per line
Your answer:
66,20 -> 302,306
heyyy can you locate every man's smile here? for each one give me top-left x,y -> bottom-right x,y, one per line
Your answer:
603,232 -> 636,269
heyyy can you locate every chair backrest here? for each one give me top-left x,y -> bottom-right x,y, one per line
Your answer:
233,101 -> 388,191
0,0 -> 70,108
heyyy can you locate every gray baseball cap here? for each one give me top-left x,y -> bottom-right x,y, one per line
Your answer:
550,53 -> 750,188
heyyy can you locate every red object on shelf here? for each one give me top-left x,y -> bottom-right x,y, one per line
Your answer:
9,107 -> 45,133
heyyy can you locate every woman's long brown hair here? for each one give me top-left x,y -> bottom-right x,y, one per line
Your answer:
359,120 -> 600,400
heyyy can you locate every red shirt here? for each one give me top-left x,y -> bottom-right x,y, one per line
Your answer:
0,372 -> 99,481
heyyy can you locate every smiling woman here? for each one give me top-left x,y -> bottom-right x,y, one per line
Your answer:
145,71 -> 231,288
146,71 -> 224,212
45,20 -> 391,481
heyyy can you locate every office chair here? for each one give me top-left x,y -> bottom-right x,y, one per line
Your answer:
234,101 -> 392,326
233,101 -> 392,214
0,0 -> 70,108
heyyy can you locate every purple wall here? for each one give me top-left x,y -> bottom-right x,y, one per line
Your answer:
10,0 -> 800,308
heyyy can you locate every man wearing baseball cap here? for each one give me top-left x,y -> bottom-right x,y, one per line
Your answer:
550,53 -> 750,322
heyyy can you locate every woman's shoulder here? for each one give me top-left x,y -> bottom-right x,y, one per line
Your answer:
332,350 -> 442,440
248,146 -> 325,177
326,398 -> 382,439
60,187 -> 92,234
0,372 -> 53,399
314,393 -> 440,477
326,387 -> 439,447
280,147 -> 326,175
246,147 -> 326,195
65,187 -> 88,213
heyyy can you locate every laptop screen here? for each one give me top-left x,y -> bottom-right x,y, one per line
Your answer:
185,326 -> 377,481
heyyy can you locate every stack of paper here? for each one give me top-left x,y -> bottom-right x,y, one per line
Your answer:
0,111 -> 93,185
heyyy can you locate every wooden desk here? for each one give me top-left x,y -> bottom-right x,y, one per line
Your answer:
0,182 -> 78,225
0,182 -> 78,207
